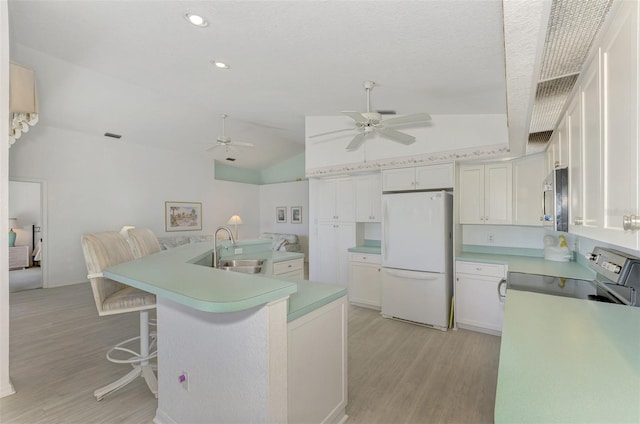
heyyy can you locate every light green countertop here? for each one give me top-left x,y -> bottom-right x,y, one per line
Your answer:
456,252 -> 596,280
347,246 -> 382,254
495,290 -> 640,423
104,243 -> 343,319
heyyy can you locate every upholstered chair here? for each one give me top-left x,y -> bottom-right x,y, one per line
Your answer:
127,227 -> 162,259
81,231 -> 158,401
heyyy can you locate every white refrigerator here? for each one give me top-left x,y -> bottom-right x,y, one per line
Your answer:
381,190 -> 453,329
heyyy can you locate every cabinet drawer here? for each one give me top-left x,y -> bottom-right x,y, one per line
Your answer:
456,261 -> 506,278
273,259 -> 303,275
349,253 -> 381,264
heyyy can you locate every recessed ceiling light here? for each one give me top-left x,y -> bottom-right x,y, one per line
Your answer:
185,13 -> 208,27
211,61 -> 230,69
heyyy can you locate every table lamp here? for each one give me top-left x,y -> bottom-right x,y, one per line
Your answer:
9,218 -> 18,247
227,215 -> 243,240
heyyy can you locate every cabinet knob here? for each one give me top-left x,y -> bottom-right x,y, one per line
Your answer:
623,215 -> 640,231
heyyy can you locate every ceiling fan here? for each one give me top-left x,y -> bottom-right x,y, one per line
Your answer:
309,81 -> 432,151
206,114 -> 255,152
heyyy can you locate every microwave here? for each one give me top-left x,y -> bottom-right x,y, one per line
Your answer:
542,167 -> 568,232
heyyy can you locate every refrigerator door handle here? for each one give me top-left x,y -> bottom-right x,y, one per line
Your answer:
383,268 -> 439,280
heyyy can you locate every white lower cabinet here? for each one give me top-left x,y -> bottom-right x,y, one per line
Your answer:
348,253 -> 381,309
455,261 -> 507,335
288,295 -> 348,424
272,258 -> 304,279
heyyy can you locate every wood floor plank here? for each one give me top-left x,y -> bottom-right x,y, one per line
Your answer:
0,284 -> 501,423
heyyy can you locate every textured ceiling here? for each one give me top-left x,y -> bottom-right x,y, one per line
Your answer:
8,0 -> 544,169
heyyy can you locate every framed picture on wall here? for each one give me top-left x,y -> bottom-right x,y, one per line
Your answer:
276,206 -> 287,223
165,201 -> 202,232
291,206 -> 302,224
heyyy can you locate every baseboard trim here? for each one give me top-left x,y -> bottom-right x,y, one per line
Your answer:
0,380 -> 16,398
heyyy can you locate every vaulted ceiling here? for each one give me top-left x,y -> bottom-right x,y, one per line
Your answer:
8,0 -> 553,169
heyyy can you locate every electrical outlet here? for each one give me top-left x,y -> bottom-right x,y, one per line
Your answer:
179,372 -> 190,391
487,234 -> 494,243
234,248 -> 243,254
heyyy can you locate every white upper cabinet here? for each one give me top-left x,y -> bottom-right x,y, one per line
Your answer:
600,0 -> 639,249
354,174 -> 382,222
381,163 -> 454,192
459,163 -> 512,225
558,116 -> 569,169
317,178 -> 355,222
512,154 -> 546,226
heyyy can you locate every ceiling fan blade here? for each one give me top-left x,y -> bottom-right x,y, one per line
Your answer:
342,111 -> 368,124
346,132 -> 367,151
232,141 -> 255,148
376,127 -> 416,145
383,113 -> 432,126
308,128 -> 354,139
206,143 -> 223,151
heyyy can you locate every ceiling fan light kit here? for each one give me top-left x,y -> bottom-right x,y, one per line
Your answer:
310,80 -> 432,151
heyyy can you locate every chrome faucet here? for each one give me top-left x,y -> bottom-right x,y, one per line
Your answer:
212,226 -> 235,268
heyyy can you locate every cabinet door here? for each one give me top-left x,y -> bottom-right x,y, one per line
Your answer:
348,262 -> 381,308
317,180 -> 336,221
455,273 -> 504,333
414,163 -> 454,190
316,223 -> 337,283
459,165 -> 485,224
484,163 -> 512,225
334,178 -> 355,222
581,52 -> 604,238
354,174 -> 381,222
369,173 -> 382,221
557,116 -> 569,168
381,168 -> 415,191
512,154 -> 545,226
335,223 -> 355,287
601,0 -> 639,249
567,96 -> 583,233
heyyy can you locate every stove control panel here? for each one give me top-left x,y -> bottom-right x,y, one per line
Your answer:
587,247 -> 636,285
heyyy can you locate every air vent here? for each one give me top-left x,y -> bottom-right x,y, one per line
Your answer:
226,157 -> 236,162
104,132 -> 122,139
528,130 -> 554,144
528,0 -> 613,146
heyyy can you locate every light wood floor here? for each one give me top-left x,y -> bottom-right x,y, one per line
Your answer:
0,283 -> 501,423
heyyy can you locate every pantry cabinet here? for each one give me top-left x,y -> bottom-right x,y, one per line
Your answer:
348,253 -> 381,309
354,174 -> 382,222
512,154 -> 546,226
316,222 -> 355,286
567,95 -> 583,234
455,261 -> 507,335
459,163 -> 512,225
381,163 -> 454,192
317,178 -> 355,222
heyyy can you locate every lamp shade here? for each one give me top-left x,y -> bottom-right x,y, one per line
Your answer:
9,218 -> 19,229
227,215 -> 243,225
10,63 -> 38,114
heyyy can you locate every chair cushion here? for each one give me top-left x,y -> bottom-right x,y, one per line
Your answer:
102,286 -> 156,312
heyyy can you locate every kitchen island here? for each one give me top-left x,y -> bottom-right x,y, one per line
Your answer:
104,242 -> 347,424
494,290 -> 640,423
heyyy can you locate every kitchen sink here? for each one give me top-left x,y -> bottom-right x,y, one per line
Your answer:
218,259 -> 265,274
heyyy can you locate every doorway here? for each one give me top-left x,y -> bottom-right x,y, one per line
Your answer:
8,180 -> 46,292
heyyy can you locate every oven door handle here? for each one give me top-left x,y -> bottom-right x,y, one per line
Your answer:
497,278 -> 507,303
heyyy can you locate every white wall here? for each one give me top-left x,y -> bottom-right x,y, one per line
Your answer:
1,0 -> 15,399
8,124 -> 261,287
213,179 -> 261,239
259,181 -> 309,260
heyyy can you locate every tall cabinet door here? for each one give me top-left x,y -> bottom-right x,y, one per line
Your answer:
334,179 -> 355,222
316,223 -> 338,283
512,154 -> 546,226
601,0 -> 639,249
567,96 -> 583,234
459,166 -> 485,224
580,52 -> 604,240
